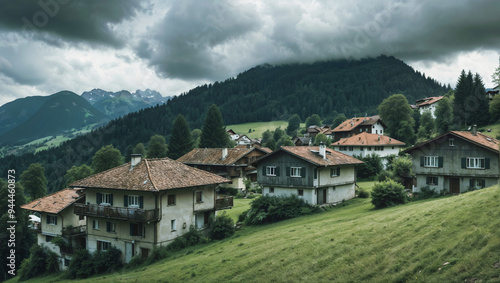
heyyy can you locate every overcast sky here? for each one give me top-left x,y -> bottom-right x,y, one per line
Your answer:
0,0 -> 498,106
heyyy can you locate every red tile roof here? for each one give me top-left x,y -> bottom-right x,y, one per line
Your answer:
416,96 -> 444,107
405,131 -> 499,153
177,147 -> 269,165
70,158 -> 230,192
331,116 -> 382,133
333,132 -> 405,146
256,146 -> 363,167
21,188 -> 84,214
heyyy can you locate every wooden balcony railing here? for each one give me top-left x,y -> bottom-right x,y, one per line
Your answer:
215,195 -> 234,210
74,203 -> 158,222
62,225 -> 86,237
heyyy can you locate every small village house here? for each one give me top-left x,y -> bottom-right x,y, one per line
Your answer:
21,188 -> 86,270
331,132 -> 405,167
328,116 -> 385,141
404,127 -> 499,194
69,155 -> 231,263
414,96 -> 444,118
254,144 -> 363,205
178,147 -> 271,187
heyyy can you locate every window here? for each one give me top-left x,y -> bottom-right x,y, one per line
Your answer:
449,138 -> 455,146
330,167 -> 340,177
297,189 -> 304,196
266,166 -> 276,176
106,222 -> 116,233
128,195 -> 140,207
79,214 -> 84,221
45,235 -> 54,243
141,248 -> 149,259
424,156 -> 438,167
171,219 -> 177,232
470,179 -> 485,189
348,146 -> 354,151
269,187 -> 274,194
97,192 -> 113,205
196,191 -> 203,203
97,240 -> 110,251
426,176 -> 438,186
466,157 -> 485,169
339,146 -> 347,151
93,220 -> 99,230
359,128 -> 362,132
290,167 -> 302,177
374,146 -> 384,151
168,194 -> 176,206
130,223 -> 143,236
367,146 -> 372,151
46,215 -> 57,225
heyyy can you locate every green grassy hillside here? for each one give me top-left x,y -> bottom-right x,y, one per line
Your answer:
13,184 -> 500,283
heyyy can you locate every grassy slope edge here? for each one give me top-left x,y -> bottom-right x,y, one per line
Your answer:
12,185 -> 500,283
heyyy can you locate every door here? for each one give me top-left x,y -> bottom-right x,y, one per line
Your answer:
317,189 -> 327,205
125,242 -> 134,263
450,178 -> 460,194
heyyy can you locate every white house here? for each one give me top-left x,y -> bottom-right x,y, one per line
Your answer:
254,145 -> 363,205
415,96 -> 444,118
331,132 -> 405,167
70,155 -> 231,263
21,188 -> 87,270
328,116 -> 386,141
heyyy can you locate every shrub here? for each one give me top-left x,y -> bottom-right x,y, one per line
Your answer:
235,192 -> 246,199
67,249 -> 93,279
93,246 -> 123,275
357,188 -> 370,198
238,209 -> 250,222
392,156 -> 412,183
209,212 -> 235,240
377,170 -> 393,182
244,194 -> 321,225
371,179 -> 407,209
411,186 -> 439,201
355,153 -> 383,180
126,256 -> 145,269
217,186 -> 238,196
18,244 -> 58,281
146,246 -> 169,265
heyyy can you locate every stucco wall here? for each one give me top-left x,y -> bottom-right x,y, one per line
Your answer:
316,166 -> 355,187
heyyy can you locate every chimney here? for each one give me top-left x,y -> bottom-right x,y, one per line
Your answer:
130,154 -> 141,169
319,142 -> 326,159
472,125 -> 477,136
222,148 -> 228,160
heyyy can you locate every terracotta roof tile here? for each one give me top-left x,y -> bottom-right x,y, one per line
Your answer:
21,188 -> 84,214
404,131 -> 499,153
416,96 -> 444,107
177,147 -> 267,165
256,146 -> 363,167
333,132 -> 405,146
70,158 -> 230,191
331,116 -> 381,133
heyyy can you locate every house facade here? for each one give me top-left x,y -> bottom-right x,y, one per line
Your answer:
331,132 -> 405,167
415,96 -> 444,118
254,145 -> 363,205
21,188 -> 86,270
404,129 -> 499,194
70,155 -> 231,263
177,147 -> 271,188
328,116 -> 385,141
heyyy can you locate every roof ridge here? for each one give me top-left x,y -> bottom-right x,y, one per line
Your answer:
144,159 -> 159,192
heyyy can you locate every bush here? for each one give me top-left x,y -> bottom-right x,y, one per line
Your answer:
355,153 -> 383,180
93,246 -> 123,275
377,170 -> 393,182
126,255 -> 145,269
235,192 -> 246,199
238,209 -> 250,222
357,188 -> 370,198
67,249 -> 93,279
209,212 -> 235,240
19,244 -> 58,281
168,225 -> 209,251
410,186 -> 439,201
371,179 -> 407,209
145,246 -> 169,265
244,194 -> 321,225
217,186 -> 238,196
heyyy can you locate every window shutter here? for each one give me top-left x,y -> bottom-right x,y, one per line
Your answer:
46,215 -> 49,224
276,167 -> 280,176
314,169 -> 317,179
330,168 -> 333,176
130,224 -> 133,236
469,179 -> 474,188
461,158 -> 466,168
286,167 -> 290,177
124,195 -> 128,207
262,166 -> 266,176
438,157 -> 443,168
55,216 -> 57,225
420,156 -> 424,167
109,194 -> 113,206
106,222 -> 110,232
426,176 -> 430,184
337,167 -> 341,176
97,192 -> 102,204
481,180 -> 485,187
139,196 -> 144,209
435,177 -> 438,186
485,158 -> 490,169
301,167 -> 306,178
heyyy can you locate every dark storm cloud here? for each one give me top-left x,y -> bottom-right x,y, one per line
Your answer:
135,0 -> 261,80
0,0 -> 150,47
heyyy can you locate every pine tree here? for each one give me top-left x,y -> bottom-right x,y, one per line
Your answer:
168,114 -> 194,160
492,57 -> 500,86
20,163 -> 47,200
435,97 -> 453,134
469,73 -> 490,126
199,104 -> 230,148
147,135 -> 168,158
453,70 -> 474,126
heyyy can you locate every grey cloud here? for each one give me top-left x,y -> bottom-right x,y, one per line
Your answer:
0,0 -> 149,47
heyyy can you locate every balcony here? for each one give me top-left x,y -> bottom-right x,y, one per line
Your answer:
215,195 -> 234,210
62,225 -> 86,237
74,203 -> 158,222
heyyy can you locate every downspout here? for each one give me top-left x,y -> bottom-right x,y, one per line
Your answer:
155,191 -> 168,246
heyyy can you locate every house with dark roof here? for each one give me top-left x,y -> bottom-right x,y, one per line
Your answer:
292,136 -> 312,146
253,145 -> 363,205
404,127 -> 499,194
69,155 -> 231,263
177,147 -> 271,187
486,85 -> 499,101
21,188 -> 86,270
331,132 -> 405,167
328,116 -> 386,141
415,96 -> 444,118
